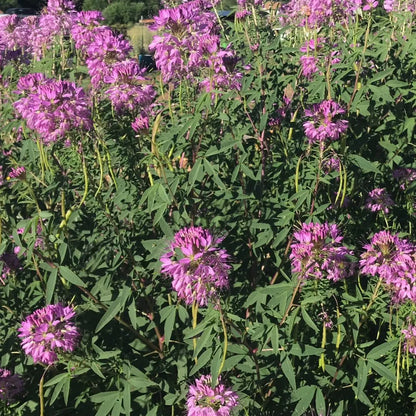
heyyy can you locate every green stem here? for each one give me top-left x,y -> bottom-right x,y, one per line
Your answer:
348,15 -> 372,112
365,276 -> 383,312
94,143 -> 104,198
319,321 -> 326,371
217,306 -> 228,381
192,301 -> 198,363
39,366 -> 50,416
76,284 -> 164,357
78,149 -> 89,208
280,279 -> 302,326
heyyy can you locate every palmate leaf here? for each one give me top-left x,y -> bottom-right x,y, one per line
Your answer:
91,392 -> 121,416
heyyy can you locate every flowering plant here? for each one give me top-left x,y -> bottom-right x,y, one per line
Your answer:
1,0 -> 416,415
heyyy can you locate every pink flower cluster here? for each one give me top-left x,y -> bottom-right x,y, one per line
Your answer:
0,0 -> 75,61
384,0 -> 416,12
360,231 -> 416,303
303,100 -> 348,145
235,0 -> 265,19
290,222 -> 354,282
103,60 -> 156,114
13,73 -> 92,145
280,0 -> 362,28
322,156 -> 341,174
299,38 -> 341,80
402,324 -> 416,355
70,11 -> 156,115
70,10 -> 105,55
149,1 -> 242,91
269,93 -> 292,128
160,227 -> 231,306
8,166 -> 25,180
0,2 -> 155,120
84,29 -> 132,88
393,167 -> 416,190
186,375 -> 239,416
18,303 -> 80,365
0,250 -> 21,284
365,188 -> 394,214
0,368 -> 24,403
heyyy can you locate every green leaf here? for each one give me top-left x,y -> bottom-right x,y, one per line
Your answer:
270,325 -> 280,354
127,375 -> 158,389
223,355 -> 244,371
111,399 -> 122,416
367,359 -> 396,383
367,339 -> 398,360
95,396 -> 120,416
45,268 -> 57,305
91,391 -> 120,403
122,382 -> 131,416
49,378 -> 68,405
188,158 -> 204,187
282,357 -> 296,390
292,386 -> 315,416
315,387 -> 326,416
190,348 -> 212,376
96,286 -> 131,333
301,307 -> 319,332
59,266 -> 86,287
349,154 -> 380,174
91,362 -> 106,379
356,358 -> 368,400
210,346 -> 223,384
162,306 -> 176,346
194,326 -> 213,358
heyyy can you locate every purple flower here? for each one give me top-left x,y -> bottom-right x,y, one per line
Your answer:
0,15 -> 23,49
86,30 -> 132,89
402,324 -> 416,355
160,227 -> 231,307
319,311 -> 333,329
235,9 -> 251,19
70,11 -> 106,55
365,188 -> 394,214
384,0 -> 416,12
290,222 -> 354,282
132,114 -> 150,133
280,0 -> 361,28
322,156 -> 341,174
27,1 -> 75,60
303,100 -> 348,144
186,375 -> 239,416
299,37 -> 341,80
149,1 -> 241,90
8,166 -> 26,179
393,167 -> 416,190
103,59 -> 156,113
360,231 -> 416,303
363,0 -> 378,10
0,251 -> 21,284
46,0 -> 76,14
14,74 -> 92,145
300,55 -> 320,79
0,369 -> 24,403
18,303 -> 80,365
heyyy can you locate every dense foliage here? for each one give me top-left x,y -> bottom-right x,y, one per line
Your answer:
1,0 -> 416,415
